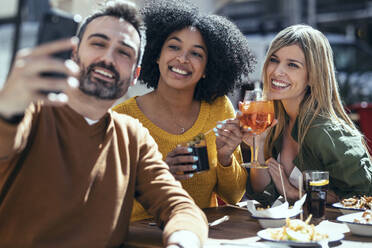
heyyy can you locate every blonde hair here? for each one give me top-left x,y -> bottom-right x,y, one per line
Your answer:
262,24 -> 366,160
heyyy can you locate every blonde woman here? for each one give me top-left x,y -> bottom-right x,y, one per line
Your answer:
246,24 -> 372,206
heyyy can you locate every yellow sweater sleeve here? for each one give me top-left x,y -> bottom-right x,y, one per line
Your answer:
211,97 -> 247,204
112,96 -> 247,221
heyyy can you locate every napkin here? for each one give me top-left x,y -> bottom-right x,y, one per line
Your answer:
247,194 -> 307,218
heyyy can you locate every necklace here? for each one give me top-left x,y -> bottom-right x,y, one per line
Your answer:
162,103 -> 194,134
167,108 -> 187,134
153,93 -> 199,135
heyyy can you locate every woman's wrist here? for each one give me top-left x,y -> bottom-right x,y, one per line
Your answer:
218,155 -> 232,167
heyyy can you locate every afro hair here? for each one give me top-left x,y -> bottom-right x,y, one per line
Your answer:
139,0 -> 256,103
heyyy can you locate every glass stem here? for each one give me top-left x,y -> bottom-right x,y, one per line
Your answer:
250,136 -> 258,164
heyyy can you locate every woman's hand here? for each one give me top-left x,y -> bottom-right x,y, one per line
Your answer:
214,118 -> 243,166
165,146 -> 198,180
266,158 -> 299,201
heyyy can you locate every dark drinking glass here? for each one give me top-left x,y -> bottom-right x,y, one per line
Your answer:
303,171 -> 329,219
182,133 -> 210,174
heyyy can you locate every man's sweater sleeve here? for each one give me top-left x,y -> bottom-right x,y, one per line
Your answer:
133,121 -> 208,246
0,104 -> 36,162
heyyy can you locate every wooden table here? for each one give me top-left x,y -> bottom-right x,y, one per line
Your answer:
124,205 -> 372,247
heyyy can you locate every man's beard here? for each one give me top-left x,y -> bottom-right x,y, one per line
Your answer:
77,59 -> 132,100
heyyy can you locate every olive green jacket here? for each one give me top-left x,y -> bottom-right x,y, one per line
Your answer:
246,116 -> 372,206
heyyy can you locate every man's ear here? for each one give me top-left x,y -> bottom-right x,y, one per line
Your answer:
131,66 -> 141,86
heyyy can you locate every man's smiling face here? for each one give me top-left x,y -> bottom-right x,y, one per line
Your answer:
74,16 -> 140,100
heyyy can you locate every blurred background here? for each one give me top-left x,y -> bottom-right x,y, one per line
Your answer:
0,0 -> 371,149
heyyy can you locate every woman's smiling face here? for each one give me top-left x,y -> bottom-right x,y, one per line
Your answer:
266,44 -> 308,105
157,26 -> 208,90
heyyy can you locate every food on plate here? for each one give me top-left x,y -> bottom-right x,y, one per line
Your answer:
353,210 -> 372,224
268,216 -> 329,242
256,205 -> 271,211
341,195 -> 372,210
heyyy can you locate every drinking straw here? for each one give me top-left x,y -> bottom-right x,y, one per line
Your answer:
278,164 -> 288,203
204,128 -> 213,136
299,174 -> 303,221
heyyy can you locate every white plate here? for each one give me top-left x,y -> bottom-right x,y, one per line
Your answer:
332,202 -> 367,214
337,211 -> 372,237
257,228 -> 344,247
251,211 -> 301,228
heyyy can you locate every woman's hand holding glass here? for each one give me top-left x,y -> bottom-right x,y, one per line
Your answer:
165,146 -> 198,180
213,118 -> 243,166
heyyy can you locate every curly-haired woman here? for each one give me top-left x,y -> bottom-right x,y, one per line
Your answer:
245,24 -> 372,207
113,0 -> 255,221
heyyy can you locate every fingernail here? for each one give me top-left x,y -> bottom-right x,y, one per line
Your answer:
18,48 -> 31,57
187,147 -> 193,153
47,93 -> 58,101
193,156 -> 198,161
65,60 -> 80,73
216,124 -> 223,129
215,133 -> 219,137
189,174 -> 194,178
221,120 -> 227,124
67,77 -> 79,88
57,93 -> 68,102
71,36 -> 79,45
213,128 -> 218,133
192,165 -> 197,169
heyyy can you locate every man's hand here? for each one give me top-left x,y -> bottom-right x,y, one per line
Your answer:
0,38 -> 80,119
166,230 -> 201,248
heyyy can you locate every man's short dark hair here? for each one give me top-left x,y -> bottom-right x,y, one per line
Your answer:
76,0 -> 146,66
139,0 -> 255,103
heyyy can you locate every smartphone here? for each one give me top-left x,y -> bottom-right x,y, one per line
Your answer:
37,9 -> 81,78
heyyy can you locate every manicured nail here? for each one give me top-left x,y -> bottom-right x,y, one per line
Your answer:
193,156 -> 198,161
189,174 -> 194,178
213,128 -> 218,133
67,77 -> 79,88
221,120 -> 227,124
192,165 -> 197,169
215,133 -> 219,137
57,93 -> 68,102
216,124 -> 223,129
70,36 -> 79,45
187,147 -> 193,153
18,48 -> 31,57
65,59 -> 80,73
47,93 -> 58,101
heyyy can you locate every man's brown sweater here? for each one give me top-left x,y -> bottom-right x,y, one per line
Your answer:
0,103 -> 207,247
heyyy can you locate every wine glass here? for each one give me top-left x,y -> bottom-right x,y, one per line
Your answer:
239,89 -> 274,169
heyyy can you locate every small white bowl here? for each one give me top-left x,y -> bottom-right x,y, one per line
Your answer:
251,211 -> 301,228
332,202 -> 366,215
337,211 -> 372,237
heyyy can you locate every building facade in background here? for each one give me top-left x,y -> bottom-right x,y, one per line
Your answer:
1,0 -> 372,104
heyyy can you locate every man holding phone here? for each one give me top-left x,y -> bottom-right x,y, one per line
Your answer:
0,1 -> 208,247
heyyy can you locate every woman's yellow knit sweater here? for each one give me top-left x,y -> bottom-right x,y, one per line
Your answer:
113,95 -> 247,221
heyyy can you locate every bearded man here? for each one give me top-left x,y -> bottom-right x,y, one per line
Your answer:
0,1 -> 207,247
